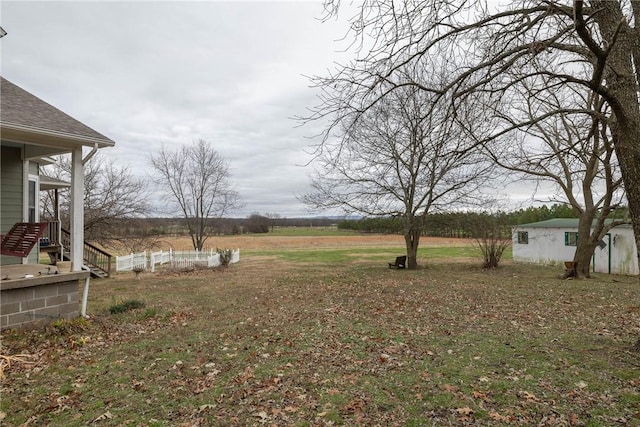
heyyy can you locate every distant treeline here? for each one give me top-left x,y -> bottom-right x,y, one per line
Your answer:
337,204 -> 627,238
105,204 -> 628,239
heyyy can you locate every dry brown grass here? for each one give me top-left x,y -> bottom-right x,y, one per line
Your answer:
157,234 -> 471,251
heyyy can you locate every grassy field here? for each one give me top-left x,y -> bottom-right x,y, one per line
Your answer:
2,233 -> 639,426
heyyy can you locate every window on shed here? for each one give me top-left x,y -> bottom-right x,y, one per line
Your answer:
565,232 -> 578,246
517,231 -> 528,244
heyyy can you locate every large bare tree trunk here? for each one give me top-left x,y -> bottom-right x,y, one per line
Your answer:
588,1 -> 640,351
404,228 -> 420,270
615,128 -> 640,281
607,22 -> 640,283
588,2 -> 640,282
572,210 -> 599,278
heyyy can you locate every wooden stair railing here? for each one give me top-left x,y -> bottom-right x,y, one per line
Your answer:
60,228 -> 112,278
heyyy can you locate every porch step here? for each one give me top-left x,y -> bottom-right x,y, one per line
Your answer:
89,266 -> 109,279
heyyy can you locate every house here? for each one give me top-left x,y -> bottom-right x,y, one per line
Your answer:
512,218 -> 639,276
1,76 -> 115,329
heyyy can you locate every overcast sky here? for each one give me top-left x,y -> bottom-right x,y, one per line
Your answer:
1,1 -> 554,218
0,0 -> 364,218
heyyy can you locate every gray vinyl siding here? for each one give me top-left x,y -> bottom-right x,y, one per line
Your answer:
1,145 -> 24,265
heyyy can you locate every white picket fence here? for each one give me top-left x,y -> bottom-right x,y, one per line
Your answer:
115,251 -> 148,272
116,248 -> 240,272
170,249 -> 217,270
149,250 -> 171,272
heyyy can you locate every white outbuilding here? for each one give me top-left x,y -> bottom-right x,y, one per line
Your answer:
512,218 -> 638,276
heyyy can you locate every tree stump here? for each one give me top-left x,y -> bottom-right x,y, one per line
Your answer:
563,261 -> 577,279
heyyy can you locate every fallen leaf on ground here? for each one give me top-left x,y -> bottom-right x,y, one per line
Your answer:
457,407 -> 474,415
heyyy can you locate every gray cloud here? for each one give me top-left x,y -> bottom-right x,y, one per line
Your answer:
1,0 -> 352,217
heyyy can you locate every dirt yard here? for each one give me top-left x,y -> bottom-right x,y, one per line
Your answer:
6,234 -> 637,426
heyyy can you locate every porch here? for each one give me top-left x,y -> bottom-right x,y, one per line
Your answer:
0,219 -> 111,329
0,264 -> 89,330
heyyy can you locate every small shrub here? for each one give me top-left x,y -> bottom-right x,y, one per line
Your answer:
132,266 -> 146,279
217,248 -> 233,266
140,307 -> 158,319
470,216 -> 511,268
477,237 -> 511,268
47,317 -> 90,335
109,299 -> 145,314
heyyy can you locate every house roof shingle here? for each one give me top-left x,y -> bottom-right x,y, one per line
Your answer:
0,76 -> 115,147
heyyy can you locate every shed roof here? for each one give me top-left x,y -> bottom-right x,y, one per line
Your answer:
516,218 -> 632,229
0,76 -> 115,147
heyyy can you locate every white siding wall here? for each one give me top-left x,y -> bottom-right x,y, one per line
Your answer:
512,225 -> 638,275
512,226 -> 576,266
609,228 -> 639,275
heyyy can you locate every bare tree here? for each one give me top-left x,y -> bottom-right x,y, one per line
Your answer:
309,1 -> 640,277
41,153 -> 151,243
149,139 -> 241,251
487,85 -> 627,278
265,212 -> 282,231
302,81 -> 494,269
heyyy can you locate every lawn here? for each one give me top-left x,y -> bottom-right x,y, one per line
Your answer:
2,235 -> 639,426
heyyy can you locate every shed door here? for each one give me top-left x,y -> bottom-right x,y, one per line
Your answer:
592,233 -> 611,274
